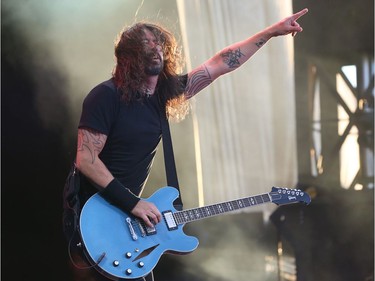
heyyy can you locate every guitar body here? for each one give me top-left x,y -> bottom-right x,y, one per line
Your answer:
79,187 -> 199,280
79,185 -> 310,280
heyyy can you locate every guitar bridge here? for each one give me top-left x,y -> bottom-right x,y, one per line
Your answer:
126,217 -> 138,241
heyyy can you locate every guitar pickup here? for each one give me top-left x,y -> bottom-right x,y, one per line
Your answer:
135,219 -> 157,236
163,211 -> 178,230
145,224 -> 157,235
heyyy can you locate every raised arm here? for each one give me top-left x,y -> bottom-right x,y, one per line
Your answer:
185,8 -> 308,97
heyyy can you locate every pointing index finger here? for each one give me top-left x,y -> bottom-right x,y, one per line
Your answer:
292,8 -> 309,21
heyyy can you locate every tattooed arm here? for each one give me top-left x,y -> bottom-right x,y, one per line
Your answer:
185,8 -> 308,97
76,128 -> 113,188
75,128 -> 161,226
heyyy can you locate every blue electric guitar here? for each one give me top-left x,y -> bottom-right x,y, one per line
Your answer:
79,186 -> 311,280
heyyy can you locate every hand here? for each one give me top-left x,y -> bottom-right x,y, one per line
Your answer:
269,8 -> 308,37
131,200 -> 162,228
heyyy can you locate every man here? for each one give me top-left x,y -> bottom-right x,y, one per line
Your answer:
64,8 -> 308,281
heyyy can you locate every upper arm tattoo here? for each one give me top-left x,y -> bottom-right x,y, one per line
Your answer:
77,128 -> 106,164
220,48 -> 245,68
186,65 -> 213,98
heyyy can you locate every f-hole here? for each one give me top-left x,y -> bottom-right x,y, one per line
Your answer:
133,244 -> 159,261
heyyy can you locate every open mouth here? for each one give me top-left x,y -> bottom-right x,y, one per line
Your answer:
152,54 -> 161,62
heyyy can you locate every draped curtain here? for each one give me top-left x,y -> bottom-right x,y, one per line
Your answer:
176,0 -> 297,216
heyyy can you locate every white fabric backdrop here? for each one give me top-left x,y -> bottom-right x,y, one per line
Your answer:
177,0 -> 297,216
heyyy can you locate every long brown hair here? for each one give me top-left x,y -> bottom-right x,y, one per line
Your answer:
112,22 -> 190,121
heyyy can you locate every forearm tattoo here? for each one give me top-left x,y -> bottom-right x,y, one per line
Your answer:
186,65 -> 213,98
77,129 -> 105,164
255,38 -> 266,48
220,48 -> 245,68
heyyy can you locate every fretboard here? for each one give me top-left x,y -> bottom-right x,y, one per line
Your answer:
173,193 -> 271,225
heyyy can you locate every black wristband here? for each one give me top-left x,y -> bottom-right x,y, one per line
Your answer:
100,178 -> 140,213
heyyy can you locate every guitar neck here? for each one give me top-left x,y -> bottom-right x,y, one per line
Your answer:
173,193 -> 271,225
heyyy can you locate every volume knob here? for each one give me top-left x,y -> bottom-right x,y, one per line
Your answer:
125,269 -> 132,275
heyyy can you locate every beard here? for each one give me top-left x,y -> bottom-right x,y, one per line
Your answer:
143,49 -> 164,76
144,61 -> 163,76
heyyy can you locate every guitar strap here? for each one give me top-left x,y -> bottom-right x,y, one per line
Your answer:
160,103 -> 184,211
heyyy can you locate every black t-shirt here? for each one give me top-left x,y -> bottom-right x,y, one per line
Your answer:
78,79 -> 164,199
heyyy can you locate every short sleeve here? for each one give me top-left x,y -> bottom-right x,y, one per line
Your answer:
79,81 -> 120,135
179,74 -> 188,93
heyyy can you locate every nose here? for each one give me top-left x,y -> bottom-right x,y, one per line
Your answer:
154,43 -> 162,52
